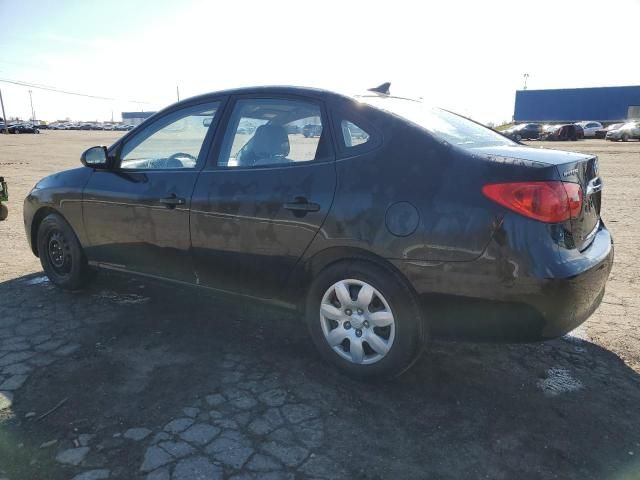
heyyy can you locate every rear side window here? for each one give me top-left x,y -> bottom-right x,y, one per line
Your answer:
341,120 -> 370,147
333,111 -> 380,157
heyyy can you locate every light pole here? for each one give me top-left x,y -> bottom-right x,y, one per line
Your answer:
523,73 -> 530,90
0,88 -> 8,134
28,89 -> 35,121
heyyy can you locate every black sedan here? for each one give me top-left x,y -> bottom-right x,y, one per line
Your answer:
503,123 -> 542,140
23,85 -> 613,378
8,123 -> 40,134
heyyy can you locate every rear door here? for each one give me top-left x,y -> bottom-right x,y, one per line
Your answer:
190,95 -> 336,299
83,100 -> 223,282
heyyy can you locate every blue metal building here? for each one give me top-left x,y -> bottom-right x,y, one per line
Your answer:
514,85 -> 640,123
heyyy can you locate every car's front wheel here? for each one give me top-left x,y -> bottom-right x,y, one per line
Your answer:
37,213 -> 93,290
306,261 -> 425,379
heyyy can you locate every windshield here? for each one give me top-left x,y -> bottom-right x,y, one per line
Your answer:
358,95 -> 514,148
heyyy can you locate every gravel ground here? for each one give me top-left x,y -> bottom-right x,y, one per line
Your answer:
0,132 -> 639,479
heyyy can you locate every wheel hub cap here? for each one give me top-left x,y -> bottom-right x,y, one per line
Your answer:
319,279 -> 396,365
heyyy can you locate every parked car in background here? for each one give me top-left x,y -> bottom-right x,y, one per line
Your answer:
80,123 -> 94,130
503,123 -> 542,140
606,121 -> 640,142
302,123 -> 322,137
574,124 -> 584,139
8,123 -> 40,134
114,124 -> 134,131
0,176 -> 8,221
595,123 -> 623,139
576,121 -> 603,138
23,85 -> 613,378
540,124 -> 580,141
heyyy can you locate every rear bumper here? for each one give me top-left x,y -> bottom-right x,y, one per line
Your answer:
392,223 -> 614,342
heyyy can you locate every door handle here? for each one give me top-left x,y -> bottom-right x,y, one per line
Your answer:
159,194 -> 186,208
284,197 -> 321,216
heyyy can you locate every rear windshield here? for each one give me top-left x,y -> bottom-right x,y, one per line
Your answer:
357,96 -> 514,148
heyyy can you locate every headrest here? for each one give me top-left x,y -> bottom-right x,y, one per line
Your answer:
251,124 -> 290,157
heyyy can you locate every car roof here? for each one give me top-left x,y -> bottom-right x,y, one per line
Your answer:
175,85 -> 346,105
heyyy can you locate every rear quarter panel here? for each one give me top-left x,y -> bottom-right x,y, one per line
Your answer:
300,107 -> 501,264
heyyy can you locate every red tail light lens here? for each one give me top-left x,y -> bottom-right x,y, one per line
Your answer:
482,181 -> 582,223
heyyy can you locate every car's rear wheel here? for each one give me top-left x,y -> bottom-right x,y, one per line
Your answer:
306,261 -> 425,379
0,204 -> 7,221
37,213 -> 93,290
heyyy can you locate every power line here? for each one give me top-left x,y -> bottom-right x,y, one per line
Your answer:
0,77 -> 151,104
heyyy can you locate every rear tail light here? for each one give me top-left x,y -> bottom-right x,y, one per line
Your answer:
482,181 -> 582,223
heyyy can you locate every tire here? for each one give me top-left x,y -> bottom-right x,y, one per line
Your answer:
515,134 -> 522,141
622,133 -> 629,142
36,213 -> 93,290
0,204 -> 7,221
305,260 -> 426,379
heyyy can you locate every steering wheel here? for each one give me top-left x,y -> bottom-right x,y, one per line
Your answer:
168,152 -> 197,162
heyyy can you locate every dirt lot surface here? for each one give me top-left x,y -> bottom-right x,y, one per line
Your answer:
0,132 -> 639,479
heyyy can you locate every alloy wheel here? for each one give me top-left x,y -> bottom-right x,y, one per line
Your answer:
319,279 -> 396,365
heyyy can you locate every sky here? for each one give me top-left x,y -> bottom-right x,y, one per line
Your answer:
0,0 -> 639,124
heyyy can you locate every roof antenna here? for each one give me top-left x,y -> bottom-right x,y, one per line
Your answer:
368,82 -> 391,95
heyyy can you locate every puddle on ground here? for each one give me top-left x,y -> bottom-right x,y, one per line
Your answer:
93,290 -> 150,306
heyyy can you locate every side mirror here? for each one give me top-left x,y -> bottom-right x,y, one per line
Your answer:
81,146 -> 109,168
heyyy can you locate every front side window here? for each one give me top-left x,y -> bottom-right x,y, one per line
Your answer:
219,99 -> 324,168
358,95 -> 514,149
120,102 -> 220,170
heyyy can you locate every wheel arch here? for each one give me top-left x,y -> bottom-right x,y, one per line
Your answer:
289,246 -> 422,315
30,206 -> 63,257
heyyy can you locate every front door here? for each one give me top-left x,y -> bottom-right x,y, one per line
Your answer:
82,100 -> 222,283
190,96 -> 336,300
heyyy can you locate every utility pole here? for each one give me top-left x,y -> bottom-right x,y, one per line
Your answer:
523,73 -> 529,90
176,85 -> 180,102
0,88 -> 8,134
28,89 -> 35,121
